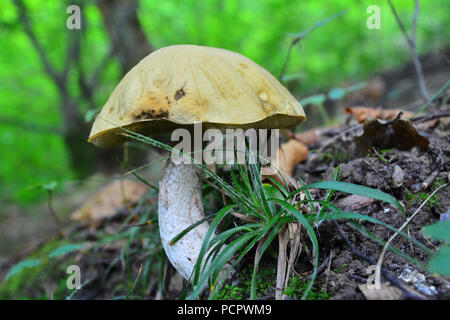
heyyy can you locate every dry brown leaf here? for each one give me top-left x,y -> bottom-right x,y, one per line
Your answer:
354,118 -> 429,157
358,283 -> 403,300
345,107 -> 414,123
71,180 -> 150,223
335,195 -> 375,211
295,129 -> 324,145
295,124 -> 342,146
262,139 -> 308,185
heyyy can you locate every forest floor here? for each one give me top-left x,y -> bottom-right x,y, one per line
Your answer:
0,53 -> 449,300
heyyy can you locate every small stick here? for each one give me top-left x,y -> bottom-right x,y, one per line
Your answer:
334,221 -> 425,299
387,0 -> 430,101
374,182 -> 449,289
324,249 -> 333,290
422,169 -> 440,190
231,211 -> 258,223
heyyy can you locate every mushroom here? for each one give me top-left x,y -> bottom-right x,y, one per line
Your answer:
88,45 -> 306,281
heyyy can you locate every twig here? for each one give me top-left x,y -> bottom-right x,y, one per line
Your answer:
438,48 -> 450,65
12,0 -> 61,83
279,10 -> 348,81
410,110 -> 450,124
47,190 -> 61,228
334,221 -> 425,300
324,249 -> 333,290
422,169 -> 440,190
374,182 -> 449,290
0,116 -> 61,135
306,252 -> 331,281
387,0 -> 430,101
413,79 -> 450,115
231,211 -> 258,223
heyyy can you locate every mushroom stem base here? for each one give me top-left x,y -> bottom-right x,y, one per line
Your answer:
158,160 -> 208,281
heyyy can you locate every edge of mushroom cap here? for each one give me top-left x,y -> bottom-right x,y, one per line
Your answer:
88,112 -> 306,148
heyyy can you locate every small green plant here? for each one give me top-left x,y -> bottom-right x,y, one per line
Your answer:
406,190 -> 441,210
216,267 -> 276,299
216,284 -> 246,300
283,274 -> 330,300
422,220 -> 450,277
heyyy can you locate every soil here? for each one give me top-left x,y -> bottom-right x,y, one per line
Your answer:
290,108 -> 450,300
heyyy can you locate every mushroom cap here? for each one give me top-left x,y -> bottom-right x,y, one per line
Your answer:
88,44 -> 306,147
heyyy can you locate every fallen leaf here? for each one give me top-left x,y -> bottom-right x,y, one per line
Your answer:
358,283 -> 403,300
295,125 -> 342,146
345,107 -> 414,123
71,180 -> 150,223
335,195 -> 375,211
295,129 -> 324,145
354,117 -> 429,157
262,139 -> 308,186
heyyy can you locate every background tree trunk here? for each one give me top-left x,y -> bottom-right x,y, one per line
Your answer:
97,0 -> 153,75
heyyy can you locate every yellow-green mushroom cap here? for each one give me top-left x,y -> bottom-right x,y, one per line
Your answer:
88,44 -> 306,148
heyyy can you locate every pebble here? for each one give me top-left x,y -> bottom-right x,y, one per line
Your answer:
440,210 -> 450,222
392,165 -> 404,188
398,268 -> 438,296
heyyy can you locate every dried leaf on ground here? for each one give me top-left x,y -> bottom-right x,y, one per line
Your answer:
358,283 -> 403,300
345,107 -> 414,123
71,180 -> 150,223
354,118 -> 429,157
295,129 -> 324,145
295,125 -> 342,146
335,195 -> 375,211
262,139 -> 308,185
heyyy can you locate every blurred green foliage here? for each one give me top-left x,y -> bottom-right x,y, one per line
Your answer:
0,0 -> 448,203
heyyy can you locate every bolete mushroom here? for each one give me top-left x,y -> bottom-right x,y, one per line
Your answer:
88,44 -> 306,281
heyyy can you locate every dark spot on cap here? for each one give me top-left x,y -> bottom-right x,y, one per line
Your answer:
174,88 -> 185,101
133,109 -> 169,121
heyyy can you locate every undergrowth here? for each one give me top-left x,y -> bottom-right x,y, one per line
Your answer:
2,127 -> 448,300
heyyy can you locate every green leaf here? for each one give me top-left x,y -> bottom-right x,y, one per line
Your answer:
328,87 -> 346,100
422,221 -> 450,241
48,243 -> 86,258
290,181 -> 405,213
300,94 -> 326,106
169,216 -> 214,246
84,109 -> 99,123
5,259 -> 42,281
428,245 -> 450,276
42,181 -> 58,192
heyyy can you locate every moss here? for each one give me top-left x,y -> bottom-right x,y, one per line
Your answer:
216,267 -> 276,300
283,274 -> 331,300
405,189 -> 441,210
217,265 -> 331,300
0,238 -> 76,300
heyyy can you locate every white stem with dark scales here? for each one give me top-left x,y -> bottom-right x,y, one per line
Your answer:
158,160 -> 209,281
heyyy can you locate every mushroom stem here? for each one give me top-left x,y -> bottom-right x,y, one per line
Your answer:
158,159 -> 209,281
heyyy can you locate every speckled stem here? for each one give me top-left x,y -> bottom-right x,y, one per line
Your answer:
158,160 -> 209,281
